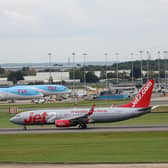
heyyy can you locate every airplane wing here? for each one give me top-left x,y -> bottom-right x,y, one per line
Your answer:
65,103 -> 95,120
55,104 -> 95,128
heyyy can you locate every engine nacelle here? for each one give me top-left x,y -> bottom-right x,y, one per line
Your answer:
55,119 -> 71,127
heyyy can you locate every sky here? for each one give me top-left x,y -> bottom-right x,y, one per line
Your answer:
0,0 -> 168,63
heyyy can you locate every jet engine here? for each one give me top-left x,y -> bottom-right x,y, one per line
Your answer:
55,120 -> 77,127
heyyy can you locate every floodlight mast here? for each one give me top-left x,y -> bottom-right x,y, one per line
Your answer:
146,51 -> 150,80
157,51 -> 161,89
83,53 -> 87,94
115,52 -> 119,84
130,53 -> 134,83
163,51 -> 168,88
104,53 -> 108,88
48,52 -> 52,84
139,50 -> 143,84
72,52 -> 76,101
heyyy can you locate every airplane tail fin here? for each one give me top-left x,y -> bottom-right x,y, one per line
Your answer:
119,79 -> 154,108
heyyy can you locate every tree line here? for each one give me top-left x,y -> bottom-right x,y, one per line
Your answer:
0,59 -> 167,84
0,67 -> 36,85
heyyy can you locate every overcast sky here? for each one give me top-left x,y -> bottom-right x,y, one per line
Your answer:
0,0 -> 168,63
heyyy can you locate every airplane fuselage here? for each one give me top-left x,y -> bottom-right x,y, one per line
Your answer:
10,107 -> 151,126
11,84 -> 71,96
0,87 -> 43,100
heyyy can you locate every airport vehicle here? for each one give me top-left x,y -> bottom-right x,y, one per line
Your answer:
0,87 -> 43,101
10,80 -> 154,129
11,84 -> 71,96
95,90 -> 130,100
32,98 -> 45,104
85,86 -> 97,91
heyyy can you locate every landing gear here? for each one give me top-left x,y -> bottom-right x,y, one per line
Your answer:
79,123 -> 87,129
23,126 -> 27,130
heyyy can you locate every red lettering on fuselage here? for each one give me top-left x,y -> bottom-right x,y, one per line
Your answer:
24,112 -> 47,124
48,86 -> 56,90
18,89 -> 27,94
24,112 -> 33,124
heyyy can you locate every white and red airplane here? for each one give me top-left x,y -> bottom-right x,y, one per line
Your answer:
10,79 -> 154,129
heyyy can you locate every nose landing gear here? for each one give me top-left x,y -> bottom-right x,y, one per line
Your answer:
23,126 -> 27,130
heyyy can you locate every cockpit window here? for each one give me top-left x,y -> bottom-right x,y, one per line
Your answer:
16,114 -> 21,117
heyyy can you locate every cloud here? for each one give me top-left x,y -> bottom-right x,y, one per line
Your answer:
0,9 -> 34,24
0,0 -> 168,63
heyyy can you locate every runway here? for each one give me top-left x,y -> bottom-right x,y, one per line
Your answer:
0,125 -> 168,134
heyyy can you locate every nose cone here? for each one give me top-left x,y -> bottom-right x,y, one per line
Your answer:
38,92 -> 43,97
10,116 -> 18,124
65,89 -> 71,94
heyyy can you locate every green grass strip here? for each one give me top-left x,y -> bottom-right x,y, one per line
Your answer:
0,132 -> 168,163
0,99 -> 129,109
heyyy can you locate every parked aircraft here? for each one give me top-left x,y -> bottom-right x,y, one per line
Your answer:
11,84 -> 71,96
0,87 -> 43,101
10,80 -> 154,129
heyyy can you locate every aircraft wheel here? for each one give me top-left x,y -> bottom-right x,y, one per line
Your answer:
79,123 -> 87,129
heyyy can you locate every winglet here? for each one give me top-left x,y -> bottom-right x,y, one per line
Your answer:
88,104 -> 96,115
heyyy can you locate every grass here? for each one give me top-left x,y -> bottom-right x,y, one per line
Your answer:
95,112 -> 168,126
0,112 -> 17,128
0,99 -> 130,109
0,99 -> 167,112
0,132 -> 167,163
153,106 -> 168,113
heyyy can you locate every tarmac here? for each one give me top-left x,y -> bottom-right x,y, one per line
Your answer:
0,125 -> 168,134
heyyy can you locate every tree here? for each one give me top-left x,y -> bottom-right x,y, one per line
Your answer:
0,67 -> 5,74
107,72 -> 115,78
69,69 -> 84,82
48,75 -> 53,84
22,66 -> 36,75
100,70 -> 106,79
7,71 -> 24,85
86,71 -> 99,83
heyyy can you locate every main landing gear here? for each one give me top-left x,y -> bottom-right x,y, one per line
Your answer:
79,123 -> 87,129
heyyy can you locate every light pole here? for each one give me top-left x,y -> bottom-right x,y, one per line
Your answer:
163,51 -> 168,88
115,53 -> 119,84
139,51 -> 143,84
131,53 -> 134,83
146,51 -> 150,80
157,51 -> 161,89
72,52 -> 76,100
104,53 -> 108,88
48,52 -> 52,84
83,53 -> 87,94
